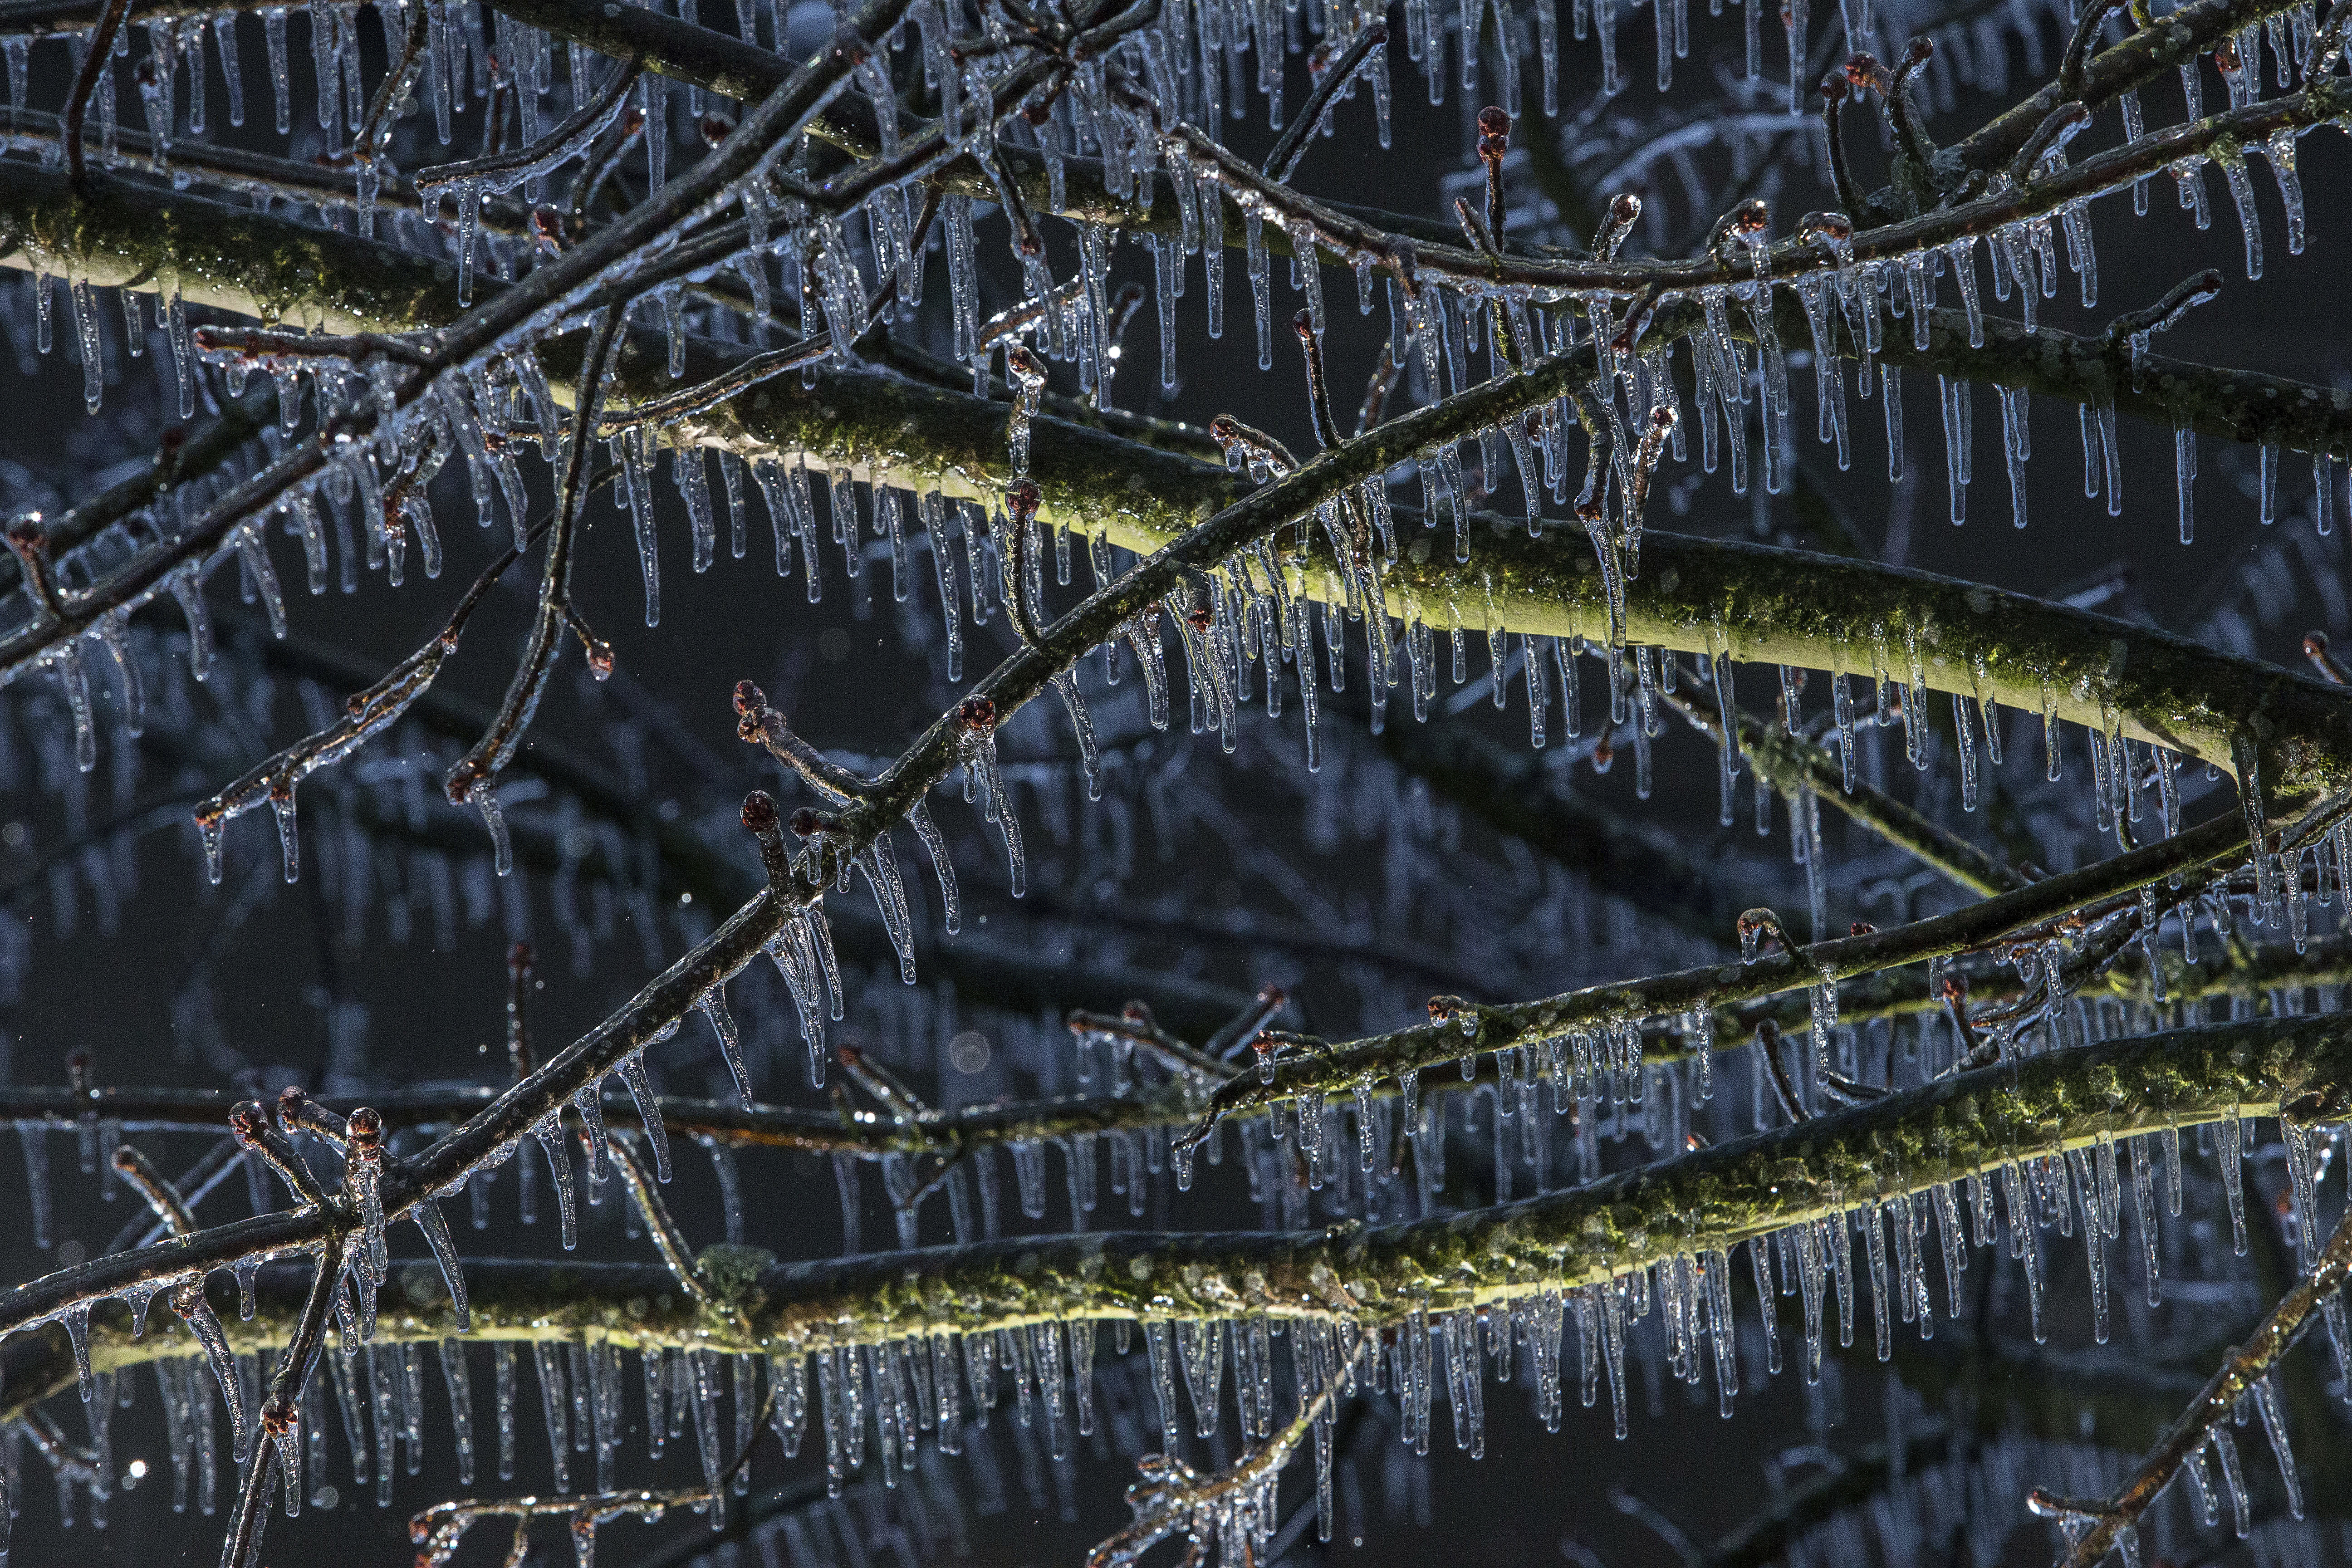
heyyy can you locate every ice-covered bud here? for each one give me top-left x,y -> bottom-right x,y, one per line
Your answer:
1795,211 -> 1853,249
1896,34 -> 1934,85
1005,477 -> 1041,528
1005,344 -> 1047,398
1121,1000 -> 1158,1028
529,206 -> 564,255
784,804 -> 849,884
742,791 -> 791,885
2303,632 -> 2352,684
1736,907 -> 1792,962
1819,70 -> 1848,103
1728,199 -> 1769,237
583,640 -> 614,680
1209,416 -> 1245,470
1475,105 -> 1510,165
956,694 -> 999,735
699,112 -> 736,147
5,514 -> 46,562
1592,192 -> 1642,261
734,679 -> 767,715
66,1045 -> 94,1096
1427,995 -> 1479,1034
345,1105 -> 388,1280
743,792 -> 779,834
1850,921 -> 1878,936
228,1101 -> 270,1144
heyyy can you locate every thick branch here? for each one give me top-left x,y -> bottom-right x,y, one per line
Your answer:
6,1017 -> 2349,1386
12,118 -> 2352,792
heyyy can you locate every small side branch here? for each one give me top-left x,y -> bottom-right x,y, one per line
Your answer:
2051,1196 -> 2352,1568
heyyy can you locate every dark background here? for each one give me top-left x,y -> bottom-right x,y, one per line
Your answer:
0,0 -> 2345,1560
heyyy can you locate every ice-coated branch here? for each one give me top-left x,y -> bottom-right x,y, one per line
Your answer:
0,106 -> 537,234
602,1132 -> 714,1309
2043,1194 -> 2352,1568
1954,0 -> 2308,177
1660,684 -> 2028,897
1087,1328 -> 1362,1568
57,0 -> 129,190
1145,74 -> 2344,302
8,921 -> 2352,1184
1259,21 -> 1388,183
191,468 -> 615,884
440,304 -> 628,857
8,1017 -> 2352,1388
412,53 -> 644,204
109,1144 -> 198,1236
0,293 -> 1608,1352
8,81 -> 2352,738
411,1487 -> 717,1568
1177,794 -> 2337,1139
0,1078 -> 1210,1157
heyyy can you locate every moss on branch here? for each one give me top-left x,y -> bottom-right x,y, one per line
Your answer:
9,1018 -> 2348,1406
10,141 -> 2352,800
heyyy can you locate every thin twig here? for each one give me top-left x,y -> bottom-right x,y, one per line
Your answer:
1259,21 -> 1387,181
2048,1196 -> 2352,1568
59,0 -> 130,191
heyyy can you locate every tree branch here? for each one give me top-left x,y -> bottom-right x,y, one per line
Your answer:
7,1016 -> 2350,1396
2047,1195 -> 2352,1567
1181,794 -> 2335,1136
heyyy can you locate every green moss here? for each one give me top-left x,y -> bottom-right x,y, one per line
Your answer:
19,1019 -> 2321,1397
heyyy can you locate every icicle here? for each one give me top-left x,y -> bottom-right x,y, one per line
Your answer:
2218,1113 -> 2248,1254
1246,212 -> 1272,371
1997,385 -> 2029,529
64,1303 -> 92,1401
439,1340 -> 475,1486
2175,424 -> 2197,544
533,1113 -> 579,1250
412,1200 -> 470,1331
699,990 -> 753,1107
2220,154 -> 2264,279
2265,130 -> 2304,255
2213,1427 -> 2250,1538
617,1051 -> 670,1183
